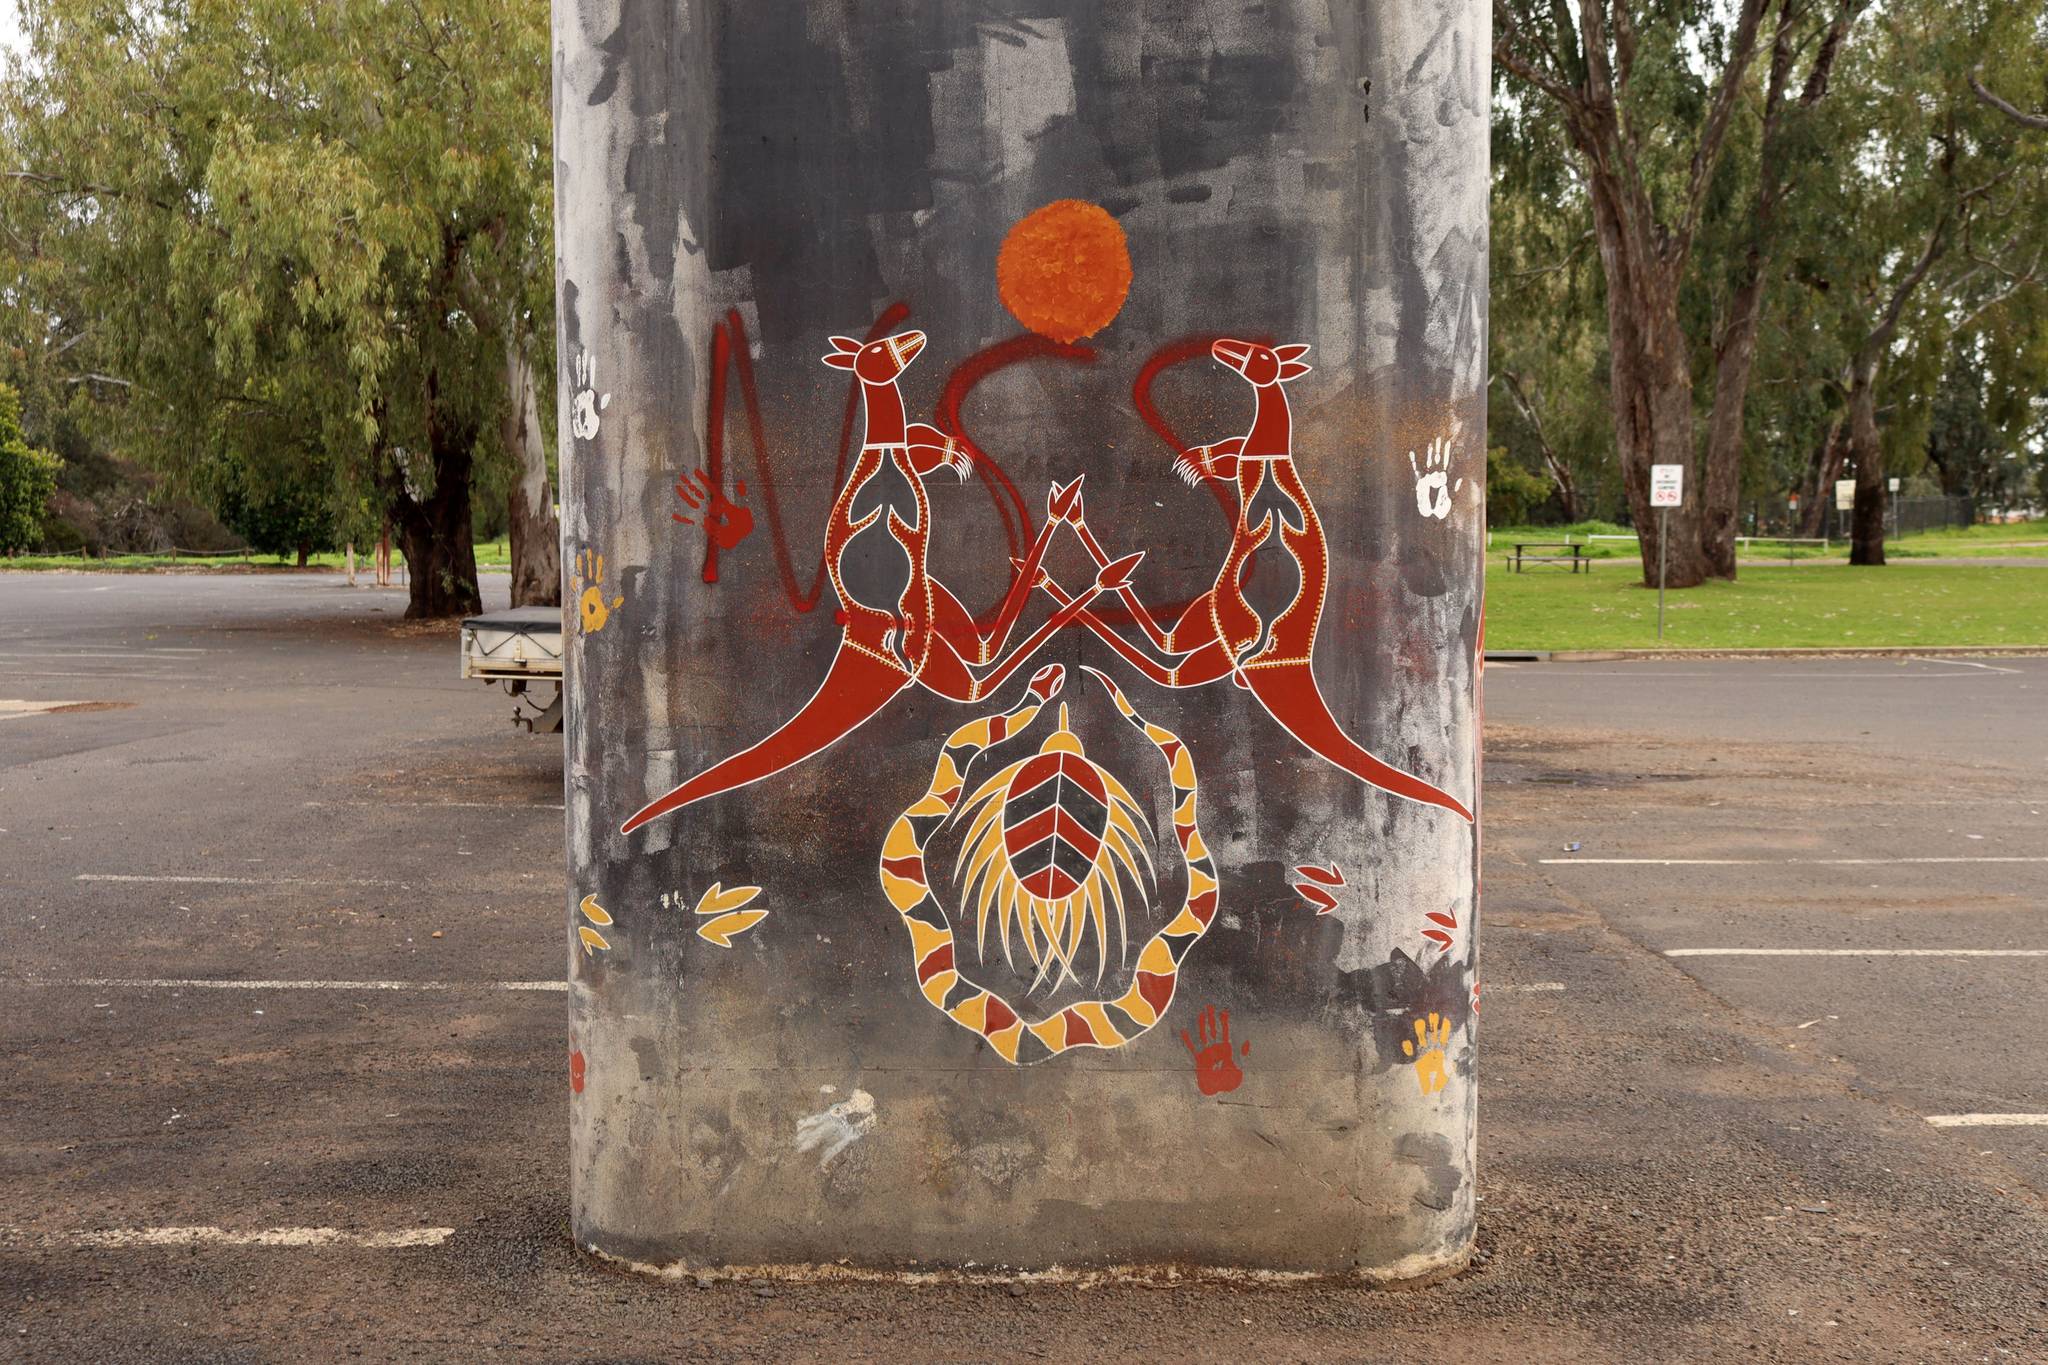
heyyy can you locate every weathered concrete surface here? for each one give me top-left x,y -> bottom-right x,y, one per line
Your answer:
555,0 -> 1488,1273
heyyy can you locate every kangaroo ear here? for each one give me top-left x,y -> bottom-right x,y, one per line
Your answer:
1274,343 -> 1311,361
821,351 -> 857,370
1276,359 -> 1313,381
827,335 -> 861,353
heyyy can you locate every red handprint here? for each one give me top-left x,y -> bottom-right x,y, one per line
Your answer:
1181,1004 -> 1248,1096
673,467 -> 755,551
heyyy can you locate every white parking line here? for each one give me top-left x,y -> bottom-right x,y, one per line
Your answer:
1925,1113 -> 2039,1129
1491,982 -> 1567,992
1925,1114 -> 2048,1128
9,977 -> 566,992
1910,657 -> 2020,674
0,671 -> 201,681
0,1226 -> 452,1249
76,873 -> 400,887
1543,856 -> 2048,866
0,652 -> 193,662
1665,948 -> 2048,958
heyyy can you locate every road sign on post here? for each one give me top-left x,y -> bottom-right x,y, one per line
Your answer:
1650,465 -> 1683,641
554,0 -> 1487,1279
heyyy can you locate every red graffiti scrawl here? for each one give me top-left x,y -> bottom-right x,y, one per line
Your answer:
621,331 -> 1134,835
1032,338 -> 1472,821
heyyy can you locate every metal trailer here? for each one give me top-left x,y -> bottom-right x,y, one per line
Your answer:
459,606 -> 564,734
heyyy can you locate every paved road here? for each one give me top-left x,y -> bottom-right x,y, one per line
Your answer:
1,572 -> 2043,1362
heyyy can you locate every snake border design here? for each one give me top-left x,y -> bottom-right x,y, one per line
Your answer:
877,664 -> 1219,1065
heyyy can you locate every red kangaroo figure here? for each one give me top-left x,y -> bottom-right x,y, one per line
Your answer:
622,330 -> 1132,835
1039,338 -> 1472,822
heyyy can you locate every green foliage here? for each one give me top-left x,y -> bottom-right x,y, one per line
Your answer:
210,457 -> 337,560
1,0 -> 554,613
1493,0 -> 2047,538
1484,446 -> 1553,527
0,384 -> 64,553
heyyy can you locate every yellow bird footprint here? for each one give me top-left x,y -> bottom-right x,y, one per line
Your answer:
691,882 -> 768,947
577,894 -> 613,956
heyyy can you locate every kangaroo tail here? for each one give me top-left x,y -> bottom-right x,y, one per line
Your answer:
1242,661 -> 1473,821
620,643 -> 908,834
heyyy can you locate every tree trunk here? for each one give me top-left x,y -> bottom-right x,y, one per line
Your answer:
1701,272 -> 1767,579
502,339 -> 561,608
1846,363 -> 1886,566
1702,0 -> 1856,574
1580,160 -> 1711,588
1796,412 -> 1847,539
398,511 -> 483,617
1603,270 -> 1710,587
295,540 -> 311,568
388,380 -> 485,620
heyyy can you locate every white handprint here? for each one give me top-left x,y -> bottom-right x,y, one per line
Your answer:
1409,437 -> 1463,521
571,351 -> 611,442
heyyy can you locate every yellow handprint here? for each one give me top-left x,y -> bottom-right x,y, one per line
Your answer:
571,549 -> 624,634
1401,1012 -> 1453,1096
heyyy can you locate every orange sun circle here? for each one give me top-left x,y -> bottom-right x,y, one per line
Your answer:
996,199 -> 1133,344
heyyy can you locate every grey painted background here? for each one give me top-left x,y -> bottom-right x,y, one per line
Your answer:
554,0 -> 1487,1276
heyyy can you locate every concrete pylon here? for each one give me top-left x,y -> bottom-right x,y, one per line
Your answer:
554,0 -> 1487,1280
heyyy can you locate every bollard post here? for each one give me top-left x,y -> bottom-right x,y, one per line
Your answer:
555,0 -> 1486,1280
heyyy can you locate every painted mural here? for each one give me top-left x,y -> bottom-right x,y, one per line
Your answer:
590,200 -> 1474,1074
555,0 -> 1492,1274
876,662 -> 1219,1065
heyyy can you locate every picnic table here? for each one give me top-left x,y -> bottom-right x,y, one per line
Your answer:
1507,542 -> 1592,574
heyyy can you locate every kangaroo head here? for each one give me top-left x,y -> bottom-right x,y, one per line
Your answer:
823,329 -> 928,383
1212,338 -> 1311,387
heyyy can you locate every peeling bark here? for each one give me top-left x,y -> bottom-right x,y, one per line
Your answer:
502,338 -> 561,608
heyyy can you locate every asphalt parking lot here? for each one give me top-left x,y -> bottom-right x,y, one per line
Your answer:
2,572 -> 2043,1362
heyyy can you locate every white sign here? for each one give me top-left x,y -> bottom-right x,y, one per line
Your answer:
1888,477 -> 1901,493
1835,479 -> 1856,511
1650,465 -> 1684,508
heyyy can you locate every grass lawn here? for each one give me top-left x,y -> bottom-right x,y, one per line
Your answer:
1885,518 -> 2048,558
3,538 -> 513,572
1484,561 -> 2048,651
1488,517 -> 2048,562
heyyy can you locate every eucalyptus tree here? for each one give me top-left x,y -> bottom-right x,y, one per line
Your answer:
2,0 -> 558,615
1495,0 -> 1862,584
1792,0 -> 2047,563
1489,100 -> 1608,523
